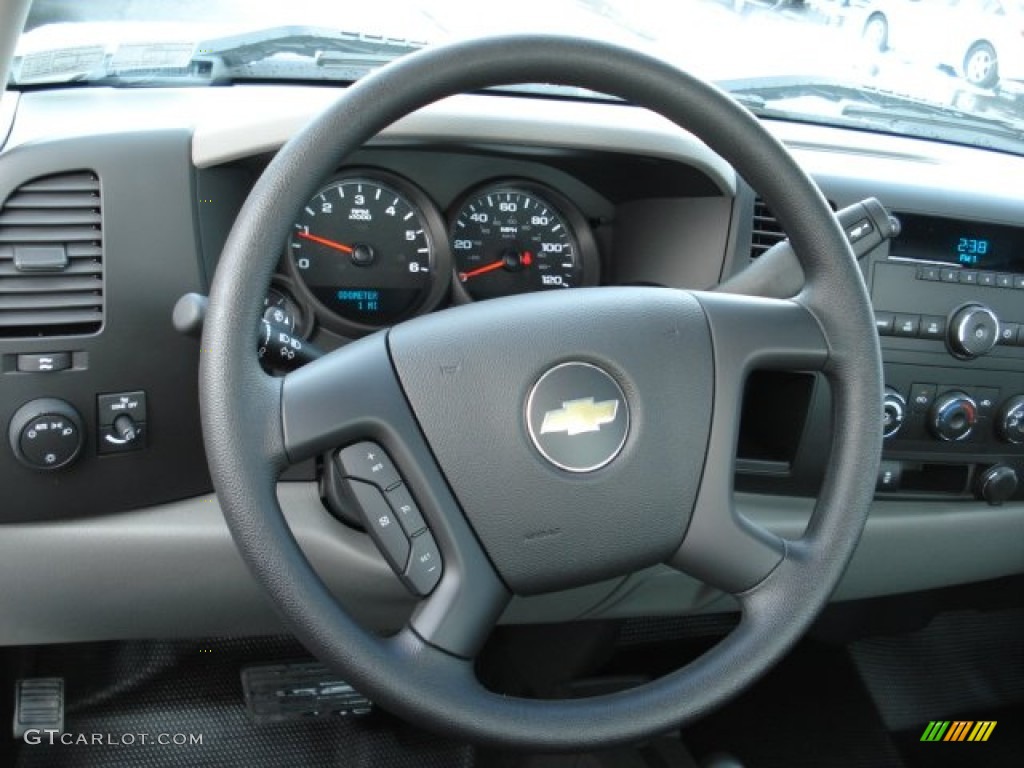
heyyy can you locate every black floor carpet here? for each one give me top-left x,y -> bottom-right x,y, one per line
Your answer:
12,637 -> 474,768
678,640 -> 906,768
8,604 -> 1022,768
850,606 -> 1024,768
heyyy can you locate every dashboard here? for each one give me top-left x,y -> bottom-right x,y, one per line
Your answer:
0,84 -> 1022,646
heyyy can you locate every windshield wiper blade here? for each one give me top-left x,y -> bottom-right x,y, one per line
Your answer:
193,26 -> 424,68
10,25 -> 425,86
721,75 -> 1024,153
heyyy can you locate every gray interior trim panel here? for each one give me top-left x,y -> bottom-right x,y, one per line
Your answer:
0,484 -> 1019,646
3,87 -> 736,195
0,91 -> 17,149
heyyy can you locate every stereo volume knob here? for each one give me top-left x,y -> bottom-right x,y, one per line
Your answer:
998,395 -> 1024,444
882,387 -> 906,439
8,398 -> 84,470
948,304 -> 1000,359
930,391 -> 977,442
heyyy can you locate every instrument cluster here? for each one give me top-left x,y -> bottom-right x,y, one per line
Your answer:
279,168 -> 601,337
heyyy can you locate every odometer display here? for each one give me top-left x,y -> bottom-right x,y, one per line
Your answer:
450,185 -> 593,301
288,172 -> 449,331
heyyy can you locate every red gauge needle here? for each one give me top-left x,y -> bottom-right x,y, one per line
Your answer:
459,251 -> 534,281
458,259 -> 506,281
296,231 -> 353,254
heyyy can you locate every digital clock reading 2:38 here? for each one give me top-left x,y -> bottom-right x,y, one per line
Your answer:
957,236 -> 990,265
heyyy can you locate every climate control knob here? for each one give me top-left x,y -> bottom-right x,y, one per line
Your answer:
8,398 -> 84,470
948,304 -> 1000,359
929,391 -> 978,442
882,387 -> 906,439
997,395 -> 1024,445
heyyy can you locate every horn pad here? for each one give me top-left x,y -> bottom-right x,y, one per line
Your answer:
388,287 -> 714,595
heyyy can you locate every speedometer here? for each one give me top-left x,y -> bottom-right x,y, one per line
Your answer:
450,183 -> 598,301
287,170 -> 450,334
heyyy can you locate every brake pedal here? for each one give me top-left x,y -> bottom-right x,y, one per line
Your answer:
241,661 -> 372,724
13,678 -> 64,739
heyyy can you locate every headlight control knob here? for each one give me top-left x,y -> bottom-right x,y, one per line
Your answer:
8,398 -> 84,470
948,304 -> 999,359
929,391 -> 977,442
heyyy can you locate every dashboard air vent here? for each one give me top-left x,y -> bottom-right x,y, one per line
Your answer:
750,197 -> 785,259
0,172 -> 103,336
750,197 -> 837,259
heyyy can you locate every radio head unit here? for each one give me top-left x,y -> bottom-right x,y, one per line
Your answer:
891,213 -> 1024,273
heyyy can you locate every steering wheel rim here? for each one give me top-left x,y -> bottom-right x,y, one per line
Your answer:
201,34 -> 883,750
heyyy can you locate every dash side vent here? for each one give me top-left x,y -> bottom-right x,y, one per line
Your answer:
0,171 -> 103,336
750,197 -> 786,260
750,197 -> 837,260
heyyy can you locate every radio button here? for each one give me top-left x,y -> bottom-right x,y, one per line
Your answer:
997,323 -> 1019,345
917,266 -> 941,281
894,314 -> 920,337
961,271 -> 979,285
875,311 -> 895,335
1015,275 -> 1024,290
909,383 -> 937,413
974,387 -> 1000,420
876,460 -> 902,491
997,274 -> 1014,288
978,272 -> 997,286
919,316 -> 946,339
949,304 -> 999,359
940,269 -> 960,283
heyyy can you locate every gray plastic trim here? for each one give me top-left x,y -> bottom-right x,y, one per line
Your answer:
0,484 -> 1019,646
0,1 -> 30,103
0,91 -> 17,149
190,90 -> 737,194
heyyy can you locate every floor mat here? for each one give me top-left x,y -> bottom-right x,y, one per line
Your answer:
13,637 -> 475,768
606,636 -> 906,768
849,607 -> 1024,731
850,607 -> 1024,768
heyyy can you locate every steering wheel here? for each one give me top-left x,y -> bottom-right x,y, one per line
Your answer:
201,35 -> 882,750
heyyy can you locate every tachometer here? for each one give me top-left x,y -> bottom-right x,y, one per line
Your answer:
450,182 -> 598,301
287,171 -> 450,333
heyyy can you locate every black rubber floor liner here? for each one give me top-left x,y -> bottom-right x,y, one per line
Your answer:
13,637 -> 475,768
849,607 -> 1024,768
849,607 -> 1024,731
679,640 -> 906,768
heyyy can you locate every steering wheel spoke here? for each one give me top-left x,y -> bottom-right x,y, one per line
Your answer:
280,332 -> 510,658
669,293 -> 830,593
280,332 -> 401,464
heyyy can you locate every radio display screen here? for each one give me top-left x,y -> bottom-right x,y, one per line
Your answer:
890,213 -> 1024,273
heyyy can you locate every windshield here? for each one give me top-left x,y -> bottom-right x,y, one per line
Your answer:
13,0 -> 1024,154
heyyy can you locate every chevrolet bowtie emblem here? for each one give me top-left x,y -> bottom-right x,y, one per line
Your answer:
540,398 -> 620,436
